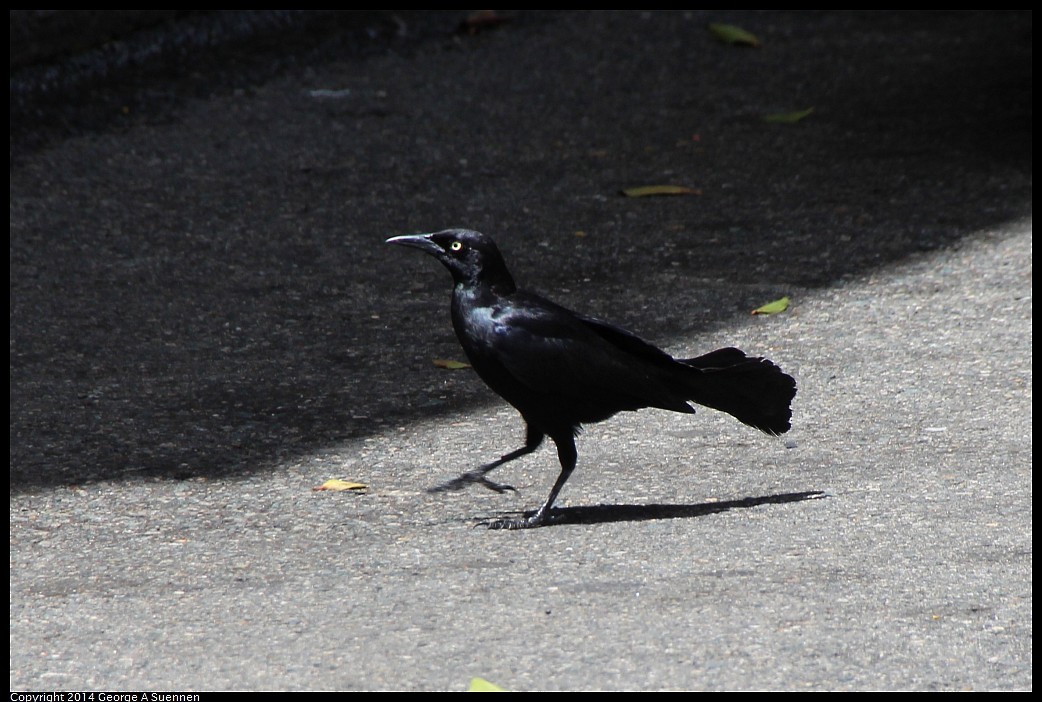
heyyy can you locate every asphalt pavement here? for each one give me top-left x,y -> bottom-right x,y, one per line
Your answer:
9,11 -> 1032,691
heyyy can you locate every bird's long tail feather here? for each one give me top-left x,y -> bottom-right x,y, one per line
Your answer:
679,347 -> 796,435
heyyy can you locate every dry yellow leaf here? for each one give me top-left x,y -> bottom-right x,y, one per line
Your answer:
313,479 -> 368,492
468,677 -> 506,692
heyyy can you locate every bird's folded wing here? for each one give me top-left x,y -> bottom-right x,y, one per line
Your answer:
486,306 -> 685,409
573,311 -> 679,366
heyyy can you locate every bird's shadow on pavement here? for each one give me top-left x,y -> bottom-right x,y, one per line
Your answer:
477,490 -> 827,528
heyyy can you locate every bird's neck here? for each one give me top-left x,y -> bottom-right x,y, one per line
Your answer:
454,277 -> 516,302
456,265 -> 517,297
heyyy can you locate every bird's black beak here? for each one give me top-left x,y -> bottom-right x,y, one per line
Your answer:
386,233 -> 442,256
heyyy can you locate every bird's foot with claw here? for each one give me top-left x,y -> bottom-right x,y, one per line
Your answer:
478,509 -> 556,530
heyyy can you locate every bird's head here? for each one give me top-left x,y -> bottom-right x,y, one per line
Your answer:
386,229 -> 516,293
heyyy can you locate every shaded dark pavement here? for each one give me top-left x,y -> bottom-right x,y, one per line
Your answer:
9,10 -> 1031,491
10,11 -> 1032,691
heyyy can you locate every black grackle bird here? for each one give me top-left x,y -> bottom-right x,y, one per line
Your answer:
387,229 -> 796,529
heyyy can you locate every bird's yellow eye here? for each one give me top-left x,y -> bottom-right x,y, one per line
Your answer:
450,241 -> 463,252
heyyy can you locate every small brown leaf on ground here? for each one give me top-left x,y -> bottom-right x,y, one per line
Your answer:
763,107 -> 815,124
708,23 -> 762,47
433,358 -> 471,370
621,185 -> 702,197
460,10 -> 510,34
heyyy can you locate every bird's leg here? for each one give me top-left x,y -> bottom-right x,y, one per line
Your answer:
483,432 -> 577,529
428,426 -> 544,494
